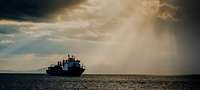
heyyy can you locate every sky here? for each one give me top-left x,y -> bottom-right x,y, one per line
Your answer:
0,0 -> 199,75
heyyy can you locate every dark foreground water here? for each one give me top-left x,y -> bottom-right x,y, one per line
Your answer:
0,74 -> 200,90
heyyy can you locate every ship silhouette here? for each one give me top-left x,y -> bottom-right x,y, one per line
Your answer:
46,54 -> 85,76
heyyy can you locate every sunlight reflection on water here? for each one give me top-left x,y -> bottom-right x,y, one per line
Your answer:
0,74 -> 199,90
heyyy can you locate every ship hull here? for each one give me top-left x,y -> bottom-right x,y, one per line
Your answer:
46,68 -> 85,76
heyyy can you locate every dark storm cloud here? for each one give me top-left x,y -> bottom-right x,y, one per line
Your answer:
155,0 -> 200,32
173,0 -> 200,37
176,0 -> 200,24
174,0 -> 200,74
0,0 -> 85,22
153,0 -> 200,74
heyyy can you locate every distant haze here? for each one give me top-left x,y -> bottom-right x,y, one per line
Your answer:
0,0 -> 200,75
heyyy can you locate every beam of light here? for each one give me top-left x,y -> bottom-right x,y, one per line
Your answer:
57,0 -> 179,74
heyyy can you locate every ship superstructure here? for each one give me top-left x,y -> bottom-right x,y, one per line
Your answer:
46,54 -> 85,76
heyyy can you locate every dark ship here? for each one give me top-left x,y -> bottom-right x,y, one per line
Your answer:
46,54 -> 85,76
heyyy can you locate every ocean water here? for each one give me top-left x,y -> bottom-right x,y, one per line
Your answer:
0,74 -> 199,90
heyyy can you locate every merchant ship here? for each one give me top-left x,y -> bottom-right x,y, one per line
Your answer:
46,54 -> 85,76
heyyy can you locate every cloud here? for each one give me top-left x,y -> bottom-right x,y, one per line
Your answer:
0,0 -> 200,74
141,0 -> 200,23
176,0 -> 200,24
0,54 -> 65,71
0,40 -> 14,44
0,0 -> 85,22
141,0 -> 178,21
0,25 -> 19,34
0,38 -> 66,56
156,0 -> 200,24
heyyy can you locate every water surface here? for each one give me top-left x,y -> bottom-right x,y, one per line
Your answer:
0,74 -> 199,90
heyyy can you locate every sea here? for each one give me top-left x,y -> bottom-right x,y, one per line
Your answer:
0,74 -> 199,90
